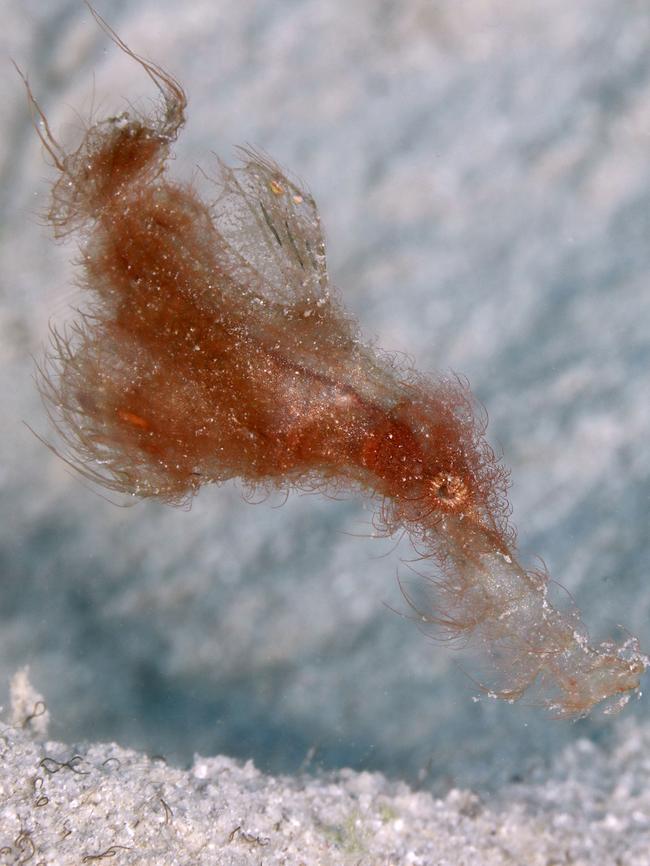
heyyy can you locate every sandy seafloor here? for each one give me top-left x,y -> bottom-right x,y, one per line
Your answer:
1,0 -> 650,862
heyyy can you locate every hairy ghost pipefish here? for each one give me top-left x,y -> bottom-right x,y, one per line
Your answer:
19,6 -> 647,718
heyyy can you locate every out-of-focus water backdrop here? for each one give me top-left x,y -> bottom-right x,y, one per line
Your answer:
2,0 -> 649,792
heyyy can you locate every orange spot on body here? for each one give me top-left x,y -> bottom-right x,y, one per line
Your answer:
117,408 -> 150,430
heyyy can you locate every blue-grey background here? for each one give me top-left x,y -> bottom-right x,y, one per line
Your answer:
2,0 -> 649,792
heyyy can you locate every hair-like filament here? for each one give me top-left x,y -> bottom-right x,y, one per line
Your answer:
23,8 -> 647,719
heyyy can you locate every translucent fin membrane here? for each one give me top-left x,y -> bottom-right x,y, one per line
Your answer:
26,9 -> 646,718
